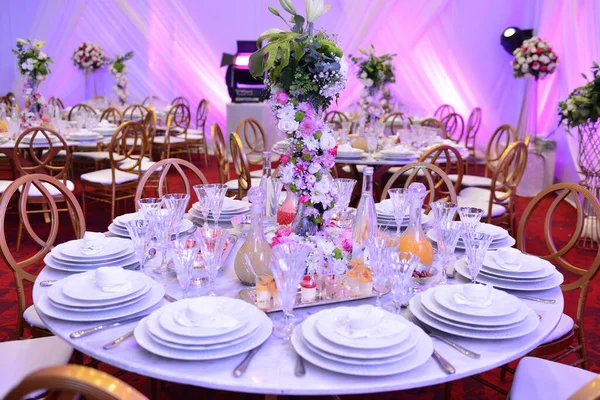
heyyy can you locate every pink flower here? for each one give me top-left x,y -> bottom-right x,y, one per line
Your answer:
280,154 -> 290,164
300,194 -> 310,203
328,146 -> 338,157
300,118 -> 317,136
297,102 -> 315,116
275,90 -> 289,105
271,236 -> 281,246
277,227 -> 293,237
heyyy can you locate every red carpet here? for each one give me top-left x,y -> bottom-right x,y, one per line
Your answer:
0,158 -> 598,399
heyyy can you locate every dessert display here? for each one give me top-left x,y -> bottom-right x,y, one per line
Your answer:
300,276 -> 317,303
358,268 -> 373,295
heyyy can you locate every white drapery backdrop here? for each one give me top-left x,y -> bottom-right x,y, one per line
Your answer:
1,0 -> 599,183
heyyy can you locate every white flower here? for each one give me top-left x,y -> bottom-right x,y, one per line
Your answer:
360,71 -> 367,78
308,163 -> 321,174
521,64 -> 529,73
523,73 -> 531,79
278,119 -> 299,133
548,62 -> 556,71
539,55 -> 550,64
38,51 -> 47,60
516,57 -> 525,64
319,131 -> 336,150
305,136 -> 320,151
532,55 -> 539,61
537,41 -> 546,49
279,0 -> 296,14
305,0 -> 331,23
277,105 -> 296,121
531,62 -> 539,70
364,78 -> 374,87
315,177 -> 331,194
526,57 -> 532,64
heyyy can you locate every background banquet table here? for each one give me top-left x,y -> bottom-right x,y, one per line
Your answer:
33,237 -> 563,396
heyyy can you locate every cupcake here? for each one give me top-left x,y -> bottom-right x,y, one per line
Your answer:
255,275 -> 272,308
300,275 -> 317,303
358,268 -> 373,295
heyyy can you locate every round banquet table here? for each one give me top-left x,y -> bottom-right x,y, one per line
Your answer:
33,238 -> 564,396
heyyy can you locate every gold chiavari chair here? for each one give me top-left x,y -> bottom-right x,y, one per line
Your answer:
122,104 -> 149,121
440,112 -> 465,144
457,141 -> 527,235
0,96 -> 13,110
100,107 -> 123,125
212,124 -> 230,183
235,117 -> 274,166
433,104 -> 455,119
418,144 -> 464,196
142,95 -> 160,106
380,162 -> 458,211
67,103 -> 96,121
420,117 -> 447,139
186,99 -> 209,166
48,96 -> 65,110
324,110 -> 349,129
171,96 -> 190,107
5,365 -> 148,400
464,107 -> 482,173
152,104 -> 192,160
229,132 -> 260,198
134,158 -> 208,207
383,112 -> 411,135
80,121 -> 146,219
6,91 -> 17,105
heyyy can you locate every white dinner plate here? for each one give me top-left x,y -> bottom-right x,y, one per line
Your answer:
292,323 -> 432,376
45,253 -> 139,272
113,211 -> 145,227
107,224 -> 130,238
451,234 -> 516,250
56,237 -> 132,260
455,259 -> 564,291
135,313 -> 272,360
45,249 -> 135,267
48,277 -> 150,309
483,251 -> 553,274
61,270 -> 147,301
37,281 -> 165,322
480,264 -> 556,281
419,304 -> 526,332
316,307 -> 411,349
433,285 -> 521,317
49,244 -> 133,264
410,293 -> 539,339
419,288 -> 529,327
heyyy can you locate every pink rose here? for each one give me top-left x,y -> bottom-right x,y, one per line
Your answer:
300,194 -> 310,203
277,227 -> 293,237
328,146 -> 338,157
276,90 -> 289,105
271,236 -> 281,246
280,154 -> 290,164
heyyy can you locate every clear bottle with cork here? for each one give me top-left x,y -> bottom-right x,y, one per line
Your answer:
398,182 -> 434,265
352,166 -> 377,259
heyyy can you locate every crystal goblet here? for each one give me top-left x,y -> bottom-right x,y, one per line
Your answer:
192,184 -> 211,227
196,227 -> 230,296
388,188 -> 409,234
389,252 -> 420,312
204,184 -> 228,226
162,193 -> 190,234
434,220 -> 464,284
430,201 -> 458,226
333,178 -> 357,216
146,207 -> 175,274
364,236 -> 394,308
124,219 -> 152,274
458,206 -> 484,234
462,232 -> 494,283
168,237 -> 200,299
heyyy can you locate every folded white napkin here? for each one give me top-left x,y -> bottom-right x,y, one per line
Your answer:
494,248 -> 523,271
175,302 -> 239,329
337,143 -> 360,153
80,232 -> 106,255
95,267 -> 131,293
383,145 -> 411,154
453,283 -> 493,308
335,305 -> 406,339
99,119 -> 110,127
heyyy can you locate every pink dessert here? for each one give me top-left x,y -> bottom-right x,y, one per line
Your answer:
300,275 -> 317,303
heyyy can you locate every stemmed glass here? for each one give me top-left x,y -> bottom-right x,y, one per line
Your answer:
458,206 -> 484,234
269,242 -> 313,339
162,193 -> 190,234
388,188 -> 409,234
365,126 -> 378,158
204,184 -> 228,226
431,200 -> 461,284
168,237 -> 200,299
147,208 -> 175,274
196,227 -> 230,296
364,237 -> 394,308
462,232 -> 494,283
333,178 -> 356,217
124,219 -> 152,273
137,198 -> 163,216
193,184 -> 211,227
388,252 -> 420,312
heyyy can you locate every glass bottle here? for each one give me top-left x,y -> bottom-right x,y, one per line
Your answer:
352,167 -> 377,258
277,190 -> 297,225
398,182 -> 434,265
259,151 -> 273,219
0,105 -> 7,133
234,187 -> 275,285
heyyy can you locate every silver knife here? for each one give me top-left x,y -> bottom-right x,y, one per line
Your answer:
103,330 -> 134,349
432,349 -> 456,374
409,314 -> 480,359
233,346 -> 262,377
515,295 -> 555,304
70,316 -> 142,339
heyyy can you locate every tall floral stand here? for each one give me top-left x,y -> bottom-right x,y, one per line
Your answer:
578,121 -> 600,248
516,144 -> 556,197
85,71 -> 97,100
516,78 -> 538,140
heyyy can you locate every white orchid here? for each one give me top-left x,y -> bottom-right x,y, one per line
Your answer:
304,0 -> 331,23
279,0 -> 296,15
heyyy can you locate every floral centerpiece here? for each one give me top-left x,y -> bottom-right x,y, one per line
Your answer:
12,38 -> 53,128
558,62 -> 600,129
72,42 -> 107,72
249,0 -> 347,233
350,45 -> 396,122
512,37 -> 558,80
109,51 -> 134,105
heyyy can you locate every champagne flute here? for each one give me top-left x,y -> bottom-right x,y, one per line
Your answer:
462,232 -> 494,283
196,227 -> 230,296
364,236 -> 394,308
388,188 -> 409,234
193,184 -> 211,227
168,237 -> 200,299
388,252 -> 420,312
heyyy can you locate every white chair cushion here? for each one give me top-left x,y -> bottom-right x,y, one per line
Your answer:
125,137 -> 145,146
81,169 -> 139,185
186,133 -> 205,140
449,174 -> 492,187
247,153 -> 280,165
341,165 -> 367,174
0,337 -> 73,399
541,313 -> 574,344
457,196 -> 506,218
0,180 -> 13,194
72,151 -> 115,160
225,178 -> 261,190
20,180 -> 75,197
118,157 -> 161,172
152,136 -> 185,144
41,149 -> 68,157
250,170 -> 263,178
510,356 -> 598,400
23,305 -> 47,329
459,187 -> 508,204
186,128 -> 204,135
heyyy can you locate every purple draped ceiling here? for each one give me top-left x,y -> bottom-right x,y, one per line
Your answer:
1,0 -> 599,183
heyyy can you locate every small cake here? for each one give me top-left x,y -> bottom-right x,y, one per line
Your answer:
345,264 -> 365,292
358,268 -> 373,295
326,275 -> 341,299
255,275 -> 272,307
267,280 -> 280,307
300,275 -> 317,303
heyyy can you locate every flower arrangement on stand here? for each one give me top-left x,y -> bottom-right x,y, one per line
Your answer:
109,51 -> 134,106
12,38 -> 53,128
558,62 -> 600,129
72,42 -> 107,97
512,37 -> 558,80
249,0 -> 347,234
350,45 -> 396,122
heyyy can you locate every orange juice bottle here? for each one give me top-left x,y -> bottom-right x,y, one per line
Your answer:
398,182 -> 434,265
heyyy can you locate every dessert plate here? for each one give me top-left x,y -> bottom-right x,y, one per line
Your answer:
56,237 -> 132,260
419,304 -> 527,332
49,245 -> 133,263
48,278 -> 150,308
61,270 -> 145,301
483,251 -> 552,274
433,285 -> 521,317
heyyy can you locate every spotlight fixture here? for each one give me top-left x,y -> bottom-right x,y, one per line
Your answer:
221,41 -> 264,103
500,27 -> 534,55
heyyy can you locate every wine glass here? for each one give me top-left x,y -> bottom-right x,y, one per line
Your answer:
462,232 -> 494,283
434,220 -> 464,284
193,184 -> 211,227
387,188 -> 409,234
333,178 -> 356,217
458,206 -> 484,234
146,207 -> 175,274
137,198 -> 163,216
162,193 -> 190,234
430,201 -> 458,225
196,227 -> 230,296
204,184 -> 228,226
270,242 -> 313,339
363,236 -> 394,308
124,219 -> 152,273
168,237 -> 200,299
388,252 -> 420,312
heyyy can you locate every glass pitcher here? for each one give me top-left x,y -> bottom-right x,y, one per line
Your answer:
397,182 -> 434,265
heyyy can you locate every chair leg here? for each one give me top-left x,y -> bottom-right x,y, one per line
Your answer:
150,378 -> 161,400
203,140 -> 209,167
81,186 -> 87,218
41,203 -> 51,223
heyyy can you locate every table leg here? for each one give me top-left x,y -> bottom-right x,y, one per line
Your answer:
265,395 -> 277,400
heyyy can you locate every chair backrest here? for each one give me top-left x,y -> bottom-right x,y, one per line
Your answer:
517,182 -> 600,345
440,112 -> 465,143
0,174 -> 85,337
212,124 -> 229,184
433,104 -> 455,119
141,95 -> 159,106
383,112 -> 409,135
14,127 -> 71,183
134,158 -> 208,210
324,110 -> 349,129
122,104 -> 149,121
48,96 -> 65,110
108,121 -> 146,178
420,117 -> 447,139
235,117 -> 266,163
167,103 -> 191,138
380,161 -> 458,210
100,107 -> 123,125
171,96 -> 190,107
5,365 -> 148,400
229,132 -> 252,197
485,124 -> 517,177
487,140 -> 528,206
68,103 -> 96,121
196,99 -> 209,131
418,144 -> 464,195
142,111 -> 157,159
464,107 -> 482,150
6,91 -> 17,105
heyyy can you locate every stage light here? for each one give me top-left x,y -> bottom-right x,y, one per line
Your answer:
500,27 -> 534,55
221,41 -> 264,103
234,54 -> 251,67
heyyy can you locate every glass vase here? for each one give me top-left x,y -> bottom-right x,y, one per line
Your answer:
292,202 -> 318,237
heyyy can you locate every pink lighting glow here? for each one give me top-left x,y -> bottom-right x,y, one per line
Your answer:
234,54 -> 251,67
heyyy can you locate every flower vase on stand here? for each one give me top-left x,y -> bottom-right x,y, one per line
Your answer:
22,78 -> 47,128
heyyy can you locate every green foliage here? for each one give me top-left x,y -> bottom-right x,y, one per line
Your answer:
110,51 -> 134,72
558,62 -> 600,128
349,44 -> 396,89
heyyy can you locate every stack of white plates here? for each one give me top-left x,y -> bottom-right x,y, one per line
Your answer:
272,140 -> 289,153
108,211 -> 194,237
37,270 -> 164,321
427,223 -> 516,250
188,198 -> 250,224
21,133 -> 61,145
378,147 -> 417,161
409,284 -> 540,339
375,199 -> 433,228
134,297 -> 272,360
454,251 -> 564,291
43,237 -> 138,272
291,306 -> 433,376
66,130 -> 103,141
336,147 -> 366,160
92,123 -> 117,136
